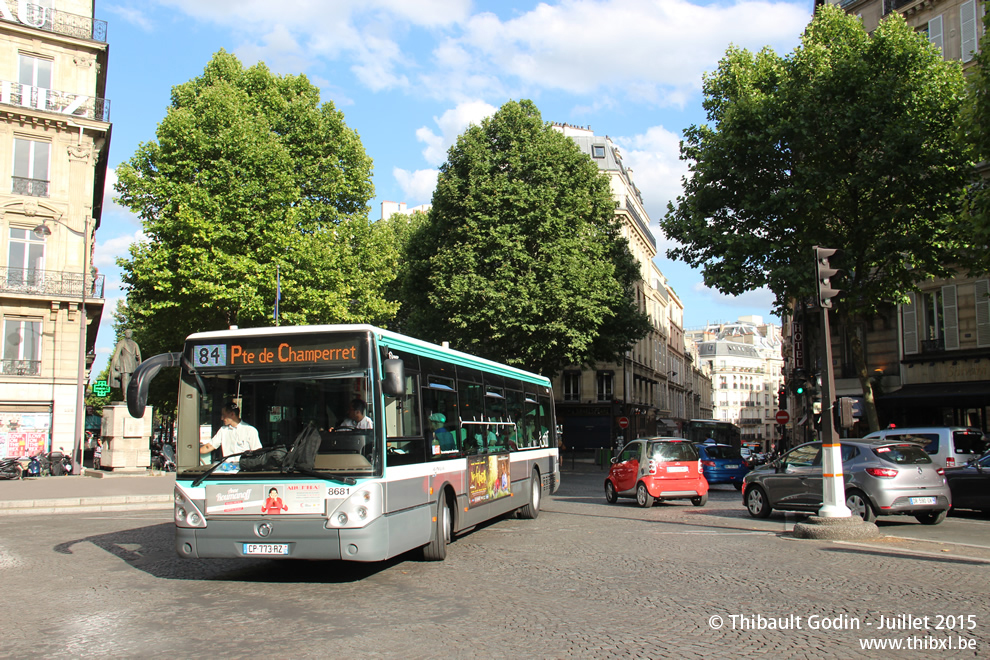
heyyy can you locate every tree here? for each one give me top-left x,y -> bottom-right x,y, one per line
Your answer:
961,11 -> 990,245
116,50 -> 397,366
399,99 -> 650,376
661,5 -> 972,431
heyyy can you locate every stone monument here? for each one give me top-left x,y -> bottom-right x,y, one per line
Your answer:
99,330 -> 152,473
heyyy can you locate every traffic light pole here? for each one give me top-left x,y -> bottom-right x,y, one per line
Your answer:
817,291 -> 851,517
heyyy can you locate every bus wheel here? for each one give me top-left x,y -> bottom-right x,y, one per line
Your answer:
422,493 -> 451,561
518,469 -> 541,520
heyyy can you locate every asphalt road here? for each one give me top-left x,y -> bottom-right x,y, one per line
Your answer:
1,467 -> 988,658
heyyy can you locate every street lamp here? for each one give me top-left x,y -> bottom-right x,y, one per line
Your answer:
33,217 -> 88,475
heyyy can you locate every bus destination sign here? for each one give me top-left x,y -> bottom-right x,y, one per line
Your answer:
191,337 -> 364,369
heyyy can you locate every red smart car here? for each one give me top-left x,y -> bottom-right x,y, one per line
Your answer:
605,437 -> 709,507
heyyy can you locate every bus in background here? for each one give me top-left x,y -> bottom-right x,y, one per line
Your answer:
682,419 -> 742,450
127,324 -> 560,562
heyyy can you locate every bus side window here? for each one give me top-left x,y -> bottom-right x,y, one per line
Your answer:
423,387 -> 459,458
385,373 -> 425,466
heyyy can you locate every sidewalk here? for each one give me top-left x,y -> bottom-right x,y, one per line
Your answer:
0,470 -> 175,516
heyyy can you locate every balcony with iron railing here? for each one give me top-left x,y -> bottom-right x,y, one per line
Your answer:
0,81 -> 111,122
0,2 -> 107,42
11,176 -> 48,197
1,358 -> 40,376
0,267 -> 104,298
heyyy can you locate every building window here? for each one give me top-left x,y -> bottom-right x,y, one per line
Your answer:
6,227 -> 45,290
961,0 -> 978,63
2,318 -> 42,376
592,145 -> 605,159
927,15 -> 944,59
12,138 -> 50,197
596,371 -> 613,401
563,372 -> 580,402
18,54 -> 52,89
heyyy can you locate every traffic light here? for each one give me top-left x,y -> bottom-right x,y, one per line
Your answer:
837,397 -> 855,429
814,246 -> 841,308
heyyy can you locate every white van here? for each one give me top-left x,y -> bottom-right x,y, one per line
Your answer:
864,427 -> 989,468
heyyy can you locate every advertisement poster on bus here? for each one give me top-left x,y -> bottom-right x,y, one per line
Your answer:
468,454 -> 511,507
206,482 -> 341,515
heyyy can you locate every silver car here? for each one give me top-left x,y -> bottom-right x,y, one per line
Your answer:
742,439 -> 951,525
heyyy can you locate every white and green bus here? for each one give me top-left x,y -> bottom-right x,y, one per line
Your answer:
128,324 -> 560,562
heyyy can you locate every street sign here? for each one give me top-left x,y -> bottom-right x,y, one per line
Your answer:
617,416 -> 629,429
775,410 -> 790,425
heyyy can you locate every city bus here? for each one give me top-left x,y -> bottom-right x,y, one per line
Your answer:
681,419 -> 742,449
127,324 -> 560,562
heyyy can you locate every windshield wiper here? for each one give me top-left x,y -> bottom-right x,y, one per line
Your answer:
190,448 -> 258,488
282,465 -> 357,485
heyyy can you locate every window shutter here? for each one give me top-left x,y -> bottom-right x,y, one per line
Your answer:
929,15 -> 944,58
976,279 -> 990,348
902,293 -> 918,355
942,285 -> 959,350
961,1 -> 977,62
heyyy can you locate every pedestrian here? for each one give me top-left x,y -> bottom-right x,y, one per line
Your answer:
93,440 -> 102,470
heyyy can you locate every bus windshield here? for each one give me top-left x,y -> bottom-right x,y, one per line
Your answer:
180,368 -> 379,477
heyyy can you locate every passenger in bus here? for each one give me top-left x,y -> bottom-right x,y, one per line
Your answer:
429,413 -> 456,453
336,398 -> 373,430
200,403 -> 262,462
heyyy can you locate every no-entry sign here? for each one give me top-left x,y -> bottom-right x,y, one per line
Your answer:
617,416 -> 629,429
775,410 -> 790,425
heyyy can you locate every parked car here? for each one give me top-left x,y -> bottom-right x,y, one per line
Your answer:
605,437 -> 708,507
694,443 -> 749,490
863,426 -> 989,468
742,439 -> 951,525
943,452 -> 990,514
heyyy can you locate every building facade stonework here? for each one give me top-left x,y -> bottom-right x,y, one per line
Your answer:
0,0 -> 109,458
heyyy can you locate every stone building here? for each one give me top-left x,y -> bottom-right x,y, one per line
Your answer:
0,1 -> 109,462
550,125 -> 712,449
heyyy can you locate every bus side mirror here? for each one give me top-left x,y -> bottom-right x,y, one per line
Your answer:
127,352 -> 183,418
382,359 -> 405,397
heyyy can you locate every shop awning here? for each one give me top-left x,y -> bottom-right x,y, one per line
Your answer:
878,381 -> 990,408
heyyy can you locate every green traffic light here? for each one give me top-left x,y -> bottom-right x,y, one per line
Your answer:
796,385 -> 805,394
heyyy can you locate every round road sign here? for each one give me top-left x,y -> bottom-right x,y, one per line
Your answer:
617,416 -> 629,429
775,410 -> 790,425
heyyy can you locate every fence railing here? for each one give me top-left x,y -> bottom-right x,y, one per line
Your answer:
0,267 -> 104,298
0,2 -> 107,42
0,80 -> 111,122
1,359 -> 41,376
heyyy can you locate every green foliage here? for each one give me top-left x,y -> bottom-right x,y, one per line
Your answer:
399,99 -> 650,376
960,11 -> 990,252
115,50 -> 396,368
662,5 -> 972,317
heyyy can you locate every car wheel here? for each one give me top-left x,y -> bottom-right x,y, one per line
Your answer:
691,492 -> 708,507
733,482 -> 743,491
915,509 -> 947,525
746,485 -> 772,518
845,490 -> 876,523
636,482 -> 654,508
604,480 -> 618,504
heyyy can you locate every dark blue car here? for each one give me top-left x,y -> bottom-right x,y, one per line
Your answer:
694,443 -> 750,489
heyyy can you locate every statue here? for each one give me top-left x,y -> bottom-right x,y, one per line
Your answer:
109,329 -> 142,403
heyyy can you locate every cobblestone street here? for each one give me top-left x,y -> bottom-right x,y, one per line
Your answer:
0,464 -> 987,658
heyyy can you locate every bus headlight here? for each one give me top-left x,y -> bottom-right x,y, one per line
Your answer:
174,488 -> 207,528
326,483 -> 383,529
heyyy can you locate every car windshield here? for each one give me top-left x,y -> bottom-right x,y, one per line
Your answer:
650,442 -> 698,462
702,445 -> 741,460
872,444 -> 932,465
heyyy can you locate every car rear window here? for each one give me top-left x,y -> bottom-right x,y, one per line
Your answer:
650,442 -> 698,462
872,444 -> 932,465
952,431 -> 989,454
703,445 -> 741,460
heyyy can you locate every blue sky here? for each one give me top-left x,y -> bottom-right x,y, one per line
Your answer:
92,0 -> 813,377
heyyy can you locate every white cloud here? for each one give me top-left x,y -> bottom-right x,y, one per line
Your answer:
691,281 -> 778,314
615,125 -> 688,247
104,4 -> 154,31
393,168 -> 438,204
416,100 -> 497,166
94,231 -> 146,270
